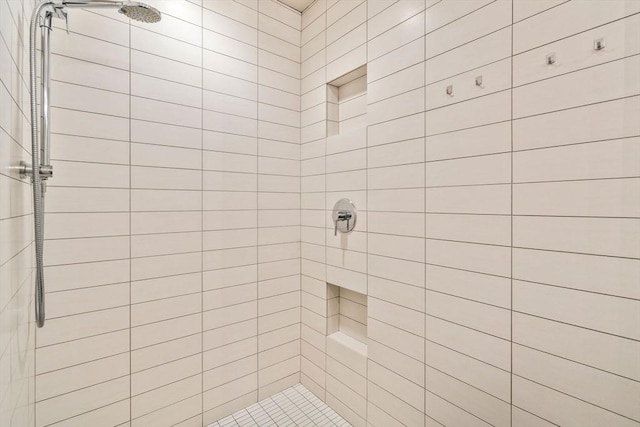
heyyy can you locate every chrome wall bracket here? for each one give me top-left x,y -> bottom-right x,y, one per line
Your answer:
19,161 -> 53,180
332,198 -> 357,236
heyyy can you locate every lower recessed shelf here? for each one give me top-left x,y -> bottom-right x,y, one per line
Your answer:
327,284 -> 367,347
327,330 -> 367,358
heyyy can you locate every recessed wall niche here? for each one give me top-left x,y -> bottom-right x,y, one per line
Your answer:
327,284 -> 368,345
326,65 -> 367,137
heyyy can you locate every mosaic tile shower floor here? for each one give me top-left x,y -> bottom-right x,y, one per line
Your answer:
208,384 -> 352,427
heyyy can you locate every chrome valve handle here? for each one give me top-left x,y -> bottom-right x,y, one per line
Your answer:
332,199 -> 357,236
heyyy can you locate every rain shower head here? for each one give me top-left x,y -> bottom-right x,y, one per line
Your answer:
58,1 -> 162,23
118,2 -> 161,23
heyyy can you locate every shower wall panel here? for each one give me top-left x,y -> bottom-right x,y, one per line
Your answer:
510,1 -> 640,424
0,0 -> 36,426
300,1 -> 640,426
18,0 -> 640,426
33,0 -> 301,425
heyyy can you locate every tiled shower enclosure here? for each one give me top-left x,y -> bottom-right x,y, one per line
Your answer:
0,0 -> 638,426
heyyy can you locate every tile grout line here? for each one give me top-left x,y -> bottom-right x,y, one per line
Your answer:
424,0 -> 428,420
201,0 -> 205,421
257,1 -> 261,405
364,1 -> 369,424
299,0 -> 303,394
510,2 -> 515,425
128,12 -> 132,424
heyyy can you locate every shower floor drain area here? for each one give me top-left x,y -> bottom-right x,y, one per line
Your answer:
208,384 -> 352,427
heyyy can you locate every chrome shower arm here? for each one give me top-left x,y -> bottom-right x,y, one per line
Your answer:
58,1 -> 127,9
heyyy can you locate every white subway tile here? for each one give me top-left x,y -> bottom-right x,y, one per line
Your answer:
426,0 -> 511,59
369,0 -> 425,40
513,376 -> 638,427
132,26 -> 201,67
426,26 -> 511,84
367,381 -> 424,427
204,0 -> 257,27
368,11 -> 424,61
36,378 -> 129,427
514,15 -> 640,87
514,280 -> 640,340
513,313 -> 640,381
513,248 -> 640,299
204,9 -> 257,45
514,216 -> 640,258
427,340 -> 510,402
513,344 -> 640,421
426,0 -> 493,34
426,122 -> 510,161
429,365 -> 510,427
259,0 -> 300,30
131,375 -> 201,419
425,385 -> 499,427
426,238 -> 511,277
427,290 -> 510,340
426,264 -> 511,308
204,29 -> 257,63
46,283 -> 129,319
513,97 -> 640,151
513,0 -> 640,53
36,330 -> 129,375
514,57 -> 640,118
426,213 -> 511,246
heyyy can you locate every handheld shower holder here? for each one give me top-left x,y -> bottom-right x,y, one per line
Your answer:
19,161 -> 53,180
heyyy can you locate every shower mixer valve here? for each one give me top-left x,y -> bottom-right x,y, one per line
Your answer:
334,211 -> 352,236
332,198 -> 357,236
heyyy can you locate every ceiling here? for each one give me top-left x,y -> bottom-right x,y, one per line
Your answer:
277,0 -> 316,12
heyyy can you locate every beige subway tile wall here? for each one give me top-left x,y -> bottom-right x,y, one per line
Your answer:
2,0 -> 638,426
33,0 -> 301,425
301,0 -> 640,426
0,0 -> 36,426
511,0 -> 640,425
425,1 -> 512,426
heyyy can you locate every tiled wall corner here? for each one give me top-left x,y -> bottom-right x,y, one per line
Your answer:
256,0 -> 301,402
300,0 -> 329,404
0,0 -> 36,426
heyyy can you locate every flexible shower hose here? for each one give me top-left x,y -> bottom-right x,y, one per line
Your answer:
30,1 -> 50,328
